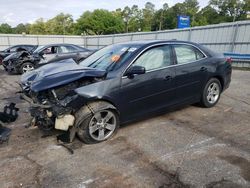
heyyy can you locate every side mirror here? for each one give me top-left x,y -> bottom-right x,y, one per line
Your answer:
125,65 -> 145,77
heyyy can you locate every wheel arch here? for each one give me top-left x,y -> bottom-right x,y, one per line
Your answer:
212,75 -> 224,90
74,98 -> 120,134
87,98 -> 120,115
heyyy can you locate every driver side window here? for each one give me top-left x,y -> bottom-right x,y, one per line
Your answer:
133,45 -> 172,71
42,46 -> 58,54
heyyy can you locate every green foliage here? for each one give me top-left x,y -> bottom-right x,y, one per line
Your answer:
29,18 -> 47,35
0,0 -> 249,35
13,23 -> 30,34
0,23 -> 13,34
46,13 -> 74,35
142,2 -> 155,31
209,0 -> 246,21
75,9 -> 124,35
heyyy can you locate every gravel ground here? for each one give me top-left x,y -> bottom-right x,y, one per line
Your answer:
0,67 -> 250,188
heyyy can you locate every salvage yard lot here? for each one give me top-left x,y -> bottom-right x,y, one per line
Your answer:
0,67 -> 250,188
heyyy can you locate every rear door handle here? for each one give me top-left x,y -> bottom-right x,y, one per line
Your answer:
200,67 -> 207,72
164,75 -> 172,81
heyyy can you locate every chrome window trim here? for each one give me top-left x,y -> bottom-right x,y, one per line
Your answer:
122,42 -> 208,78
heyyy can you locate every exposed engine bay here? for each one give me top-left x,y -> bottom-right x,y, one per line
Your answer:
21,76 -> 104,133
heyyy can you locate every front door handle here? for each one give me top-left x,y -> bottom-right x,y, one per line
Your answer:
164,75 -> 172,81
200,67 -> 207,72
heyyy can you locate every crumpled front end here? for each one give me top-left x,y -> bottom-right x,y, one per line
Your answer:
2,51 -> 32,73
20,59 -> 107,134
21,77 -> 101,132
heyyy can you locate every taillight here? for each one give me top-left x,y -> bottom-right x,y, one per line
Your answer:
226,57 -> 232,64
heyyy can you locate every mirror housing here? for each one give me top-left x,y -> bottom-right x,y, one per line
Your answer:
125,65 -> 145,77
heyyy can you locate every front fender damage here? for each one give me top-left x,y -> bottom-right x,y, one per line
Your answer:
21,75 -> 111,142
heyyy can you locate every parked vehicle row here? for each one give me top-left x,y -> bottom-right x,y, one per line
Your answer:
20,40 -> 232,144
1,44 -> 95,74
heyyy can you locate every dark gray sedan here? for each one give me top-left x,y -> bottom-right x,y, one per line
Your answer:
21,40 -> 232,144
2,43 -> 95,74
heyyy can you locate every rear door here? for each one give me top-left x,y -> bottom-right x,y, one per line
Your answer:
120,44 -> 176,121
54,45 -> 84,62
173,44 -> 209,103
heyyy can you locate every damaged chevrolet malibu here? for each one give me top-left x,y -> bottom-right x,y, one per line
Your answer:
20,40 -> 232,144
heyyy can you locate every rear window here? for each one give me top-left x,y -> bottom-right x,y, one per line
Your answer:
174,44 -> 205,64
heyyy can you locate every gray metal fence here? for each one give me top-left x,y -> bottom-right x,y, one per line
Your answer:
0,20 -> 250,54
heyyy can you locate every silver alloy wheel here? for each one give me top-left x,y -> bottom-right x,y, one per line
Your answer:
89,110 -> 117,141
22,64 -> 34,73
207,82 -> 220,104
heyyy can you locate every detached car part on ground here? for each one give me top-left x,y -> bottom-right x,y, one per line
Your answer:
20,40 -> 232,144
0,45 -> 37,65
2,44 -> 95,74
0,103 -> 19,144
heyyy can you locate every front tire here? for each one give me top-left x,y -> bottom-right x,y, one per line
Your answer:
200,78 -> 221,108
76,102 -> 119,144
20,62 -> 35,74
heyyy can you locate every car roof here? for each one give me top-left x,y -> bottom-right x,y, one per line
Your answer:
12,44 -> 36,47
43,43 -> 79,47
116,40 -> 199,46
116,40 -> 214,56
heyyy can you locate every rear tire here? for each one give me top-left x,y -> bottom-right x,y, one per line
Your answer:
200,78 -> 221,108
20,62 -> 35,74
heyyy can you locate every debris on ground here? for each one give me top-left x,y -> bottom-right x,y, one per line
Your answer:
0,103 -> 19,144
0,103 -> 19,123
0,124 -> 11,143
57,132 -> 74,154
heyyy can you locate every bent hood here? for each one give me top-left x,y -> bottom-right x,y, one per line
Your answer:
4,52 -> 22,61
21,58 -> 106,92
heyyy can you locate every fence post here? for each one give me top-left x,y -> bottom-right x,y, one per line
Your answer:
188,28 -> 192,41
97,37 -> 100,48
155,32 -> 158,40
112,35 -> 115,44
230,23 -> 239,53
7,36 -> 10,47
84,36 -> 87,48
130,33 -> 133,41
36,36 -> 39,45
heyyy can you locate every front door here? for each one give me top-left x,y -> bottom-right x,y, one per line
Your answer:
120,45 -> 176,121
39,46 -> 59,66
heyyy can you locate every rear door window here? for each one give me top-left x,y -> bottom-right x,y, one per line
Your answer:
58,45 -> 79,53
174,44 -> 205,65
65,45 -> 79,52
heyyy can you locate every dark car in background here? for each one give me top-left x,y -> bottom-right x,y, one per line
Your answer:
2,43 -> 95,74
0,45 -> 37,64
20,40 -> 232,144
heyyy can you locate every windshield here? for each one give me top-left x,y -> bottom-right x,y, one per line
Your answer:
80,44 -> 140,71
33,45 -> 44,53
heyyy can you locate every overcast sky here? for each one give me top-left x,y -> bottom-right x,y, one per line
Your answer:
0,0 -> 209,26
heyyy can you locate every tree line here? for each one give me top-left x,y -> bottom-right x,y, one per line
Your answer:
0,0 -> 249,35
